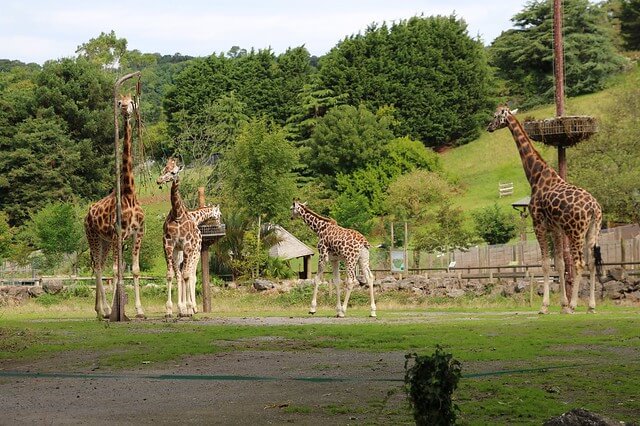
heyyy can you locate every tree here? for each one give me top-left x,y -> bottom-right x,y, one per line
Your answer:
569,70 -> 640,224
619,0 -> 640,50
489,0 -> 627,108
413,201 -> 477,254
76,30 -> 128,70
221,118 -> 298,222
318,15 -> 493,147
303,104 -> 394,187
27,202 -> 85,271
0,211 -> 12,261
331,185 -> 375,234
472,204 -> 517,245
384,170 -> 453,223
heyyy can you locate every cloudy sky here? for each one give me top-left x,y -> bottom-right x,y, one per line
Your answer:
1,0 -> 529,64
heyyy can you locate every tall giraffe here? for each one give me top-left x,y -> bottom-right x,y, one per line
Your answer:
85,94 -> 145,319
156,158 -> 214,317
291,200 -> 376,318
487,106 -> 603,313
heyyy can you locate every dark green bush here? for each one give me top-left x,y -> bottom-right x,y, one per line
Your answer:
404,345 -> 462,426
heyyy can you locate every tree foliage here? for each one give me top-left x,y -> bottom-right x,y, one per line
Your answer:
221,118 -> 298,222
303,104 -> 394,187
619,0 -> 640,50
317,15 -> 493,147
489,0 -> 627,108
472,204 -> 518,245
0,58 -> 113,226
413,201 -> 477,254
384,170 -> 453,222
0,211 -> 12,261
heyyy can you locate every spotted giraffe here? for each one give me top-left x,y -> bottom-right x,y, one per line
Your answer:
291,200 -> 376,317
85,94 -> 145,319
156,158 -> 216,317
487,106 -> 603,313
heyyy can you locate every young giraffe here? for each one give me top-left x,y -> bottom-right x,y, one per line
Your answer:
85,94 -> 145,319
487,106 -> 603,313
291,200 -> 376,318
156,158 -> 217,317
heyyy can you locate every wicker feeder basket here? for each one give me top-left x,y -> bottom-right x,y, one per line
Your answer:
199,223 -> 226,239
523,116 -> 597,147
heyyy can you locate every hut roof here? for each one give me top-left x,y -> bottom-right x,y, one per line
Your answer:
268,225 -> 314,260
512,196 -> 531,209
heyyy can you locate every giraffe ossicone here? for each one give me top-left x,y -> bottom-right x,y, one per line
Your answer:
291,199 -> 376,318
487,105 -> 603,314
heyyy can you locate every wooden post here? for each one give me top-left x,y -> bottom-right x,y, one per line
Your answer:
110,71 -> 140,322
198,187 -> 212,313
528,270 -> 535,307
404,221 -> 409,275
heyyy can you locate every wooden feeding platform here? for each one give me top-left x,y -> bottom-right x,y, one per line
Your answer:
198,223 -> 226,241
523,116 -> 597,147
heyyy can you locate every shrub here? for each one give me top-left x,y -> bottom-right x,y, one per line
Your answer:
472,203 -> 517,245
404,345 -> 462,426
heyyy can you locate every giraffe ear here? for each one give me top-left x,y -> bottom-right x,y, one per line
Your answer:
511,108 -> 519,115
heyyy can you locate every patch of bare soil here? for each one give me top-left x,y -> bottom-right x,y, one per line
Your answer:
0,346 -> 412,425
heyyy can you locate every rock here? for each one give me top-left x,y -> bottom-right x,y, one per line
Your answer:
607,267 -> 627,282
42,280 -> 64,295
253,279 -> 275,291
502,283 -> 516,297
543,408 -> 619,426
446,288 -> 465,298
514,280 -> 528,293
27,286 -> 45,297
626,290 -> 640,302
602,281 -> 626,300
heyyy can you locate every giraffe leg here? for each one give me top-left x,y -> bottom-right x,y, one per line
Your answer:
359,248 -> 376,317
185,247 -> 201,316
552,232 -> 571,314
534,224 -> 551,314
93,239 -> 111,319
164,241 -> 175,318
310,249 -> 328,315
569,238 -> 586,313
331,258 -> 346,318
173,250 -> 187,317
131,230 -> 145,318
585,220 -> 600,313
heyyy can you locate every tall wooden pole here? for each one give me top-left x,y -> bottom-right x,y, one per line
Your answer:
553,0 -> 574,302
198,187 -> 212,313
110,71 -> 140,322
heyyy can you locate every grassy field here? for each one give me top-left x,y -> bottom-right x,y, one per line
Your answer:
1,288 -> 639,424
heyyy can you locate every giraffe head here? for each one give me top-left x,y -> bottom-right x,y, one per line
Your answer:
290,199 -> 306,220
117,94 -> 136,117
156,157 -> 183,188
487,105 -> 518,132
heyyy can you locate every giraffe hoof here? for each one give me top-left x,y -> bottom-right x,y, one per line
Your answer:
308,310 -> 316,315
135,314 -> 146,319
538,308 -> 549,315
587,308 -> 596,314
336,313 -> 345,318
369,312 -> 377,318
561,307 -> 574,314
164,314 -> 173,319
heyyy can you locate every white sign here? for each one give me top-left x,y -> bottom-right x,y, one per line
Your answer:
391,250 -> 405,272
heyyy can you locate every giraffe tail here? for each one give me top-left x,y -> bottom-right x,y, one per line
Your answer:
593,245 -> 603,277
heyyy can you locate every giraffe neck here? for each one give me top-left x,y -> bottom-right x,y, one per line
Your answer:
121,113 -> 136,199
189,207 -> 219,225
299,206 -> 333,235
505,114 -> 560,188
170,178 -> 189,219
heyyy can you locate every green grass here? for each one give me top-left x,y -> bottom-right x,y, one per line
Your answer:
1,292 -> 638,424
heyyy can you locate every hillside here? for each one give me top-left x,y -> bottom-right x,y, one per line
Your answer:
439,68 -> 635,216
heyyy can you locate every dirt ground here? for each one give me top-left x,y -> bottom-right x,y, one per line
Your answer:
0,317 -> 414,425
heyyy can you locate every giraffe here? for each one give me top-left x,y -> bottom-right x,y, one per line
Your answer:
487,106 -> 603,313
291,200 -> 376,318
85,94 -> 145,319
156,158 -> 217,317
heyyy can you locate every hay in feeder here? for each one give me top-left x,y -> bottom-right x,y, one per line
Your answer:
523,116 -> 597,147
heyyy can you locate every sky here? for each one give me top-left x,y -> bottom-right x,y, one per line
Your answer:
1,0 -> 530,65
